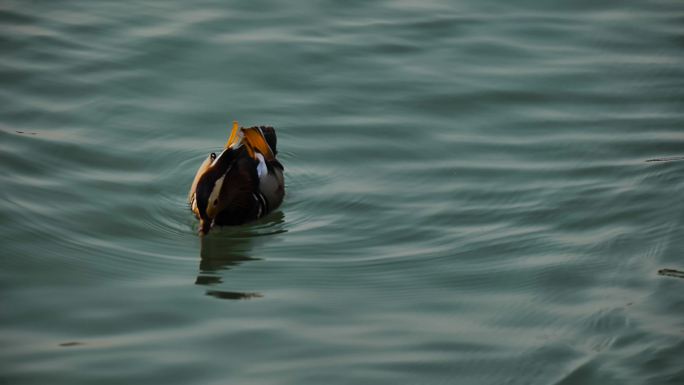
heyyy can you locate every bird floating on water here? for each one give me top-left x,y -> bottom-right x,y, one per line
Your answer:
188,121 -> 284,235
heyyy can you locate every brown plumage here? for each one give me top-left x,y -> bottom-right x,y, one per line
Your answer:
189,123 -> 284,235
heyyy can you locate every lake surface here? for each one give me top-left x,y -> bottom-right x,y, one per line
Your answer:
1,1 -> 683,384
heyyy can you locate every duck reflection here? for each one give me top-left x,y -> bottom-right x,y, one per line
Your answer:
197,229 -> 262,300
195,211 -> 286,300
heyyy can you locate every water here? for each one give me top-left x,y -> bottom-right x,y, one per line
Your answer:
2,1 -> 683,384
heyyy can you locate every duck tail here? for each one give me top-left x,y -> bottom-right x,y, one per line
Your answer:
225,120 -> 240,148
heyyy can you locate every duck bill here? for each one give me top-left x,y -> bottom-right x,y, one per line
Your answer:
199,218 -> 212,235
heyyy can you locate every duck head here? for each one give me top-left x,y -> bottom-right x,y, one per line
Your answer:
191,147 -> 238,234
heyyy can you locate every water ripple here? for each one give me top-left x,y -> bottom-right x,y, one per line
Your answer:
2,1 -> 684,384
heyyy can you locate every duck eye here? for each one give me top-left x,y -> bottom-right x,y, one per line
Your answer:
210,152 -> 216,160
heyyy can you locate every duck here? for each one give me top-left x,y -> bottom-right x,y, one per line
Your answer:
188,121 -> 284,234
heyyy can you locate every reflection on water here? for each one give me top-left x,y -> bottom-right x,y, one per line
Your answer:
646,156 -> 684,163
197,236 -> 259,284
658,268 -> 684,280
197,232 -> 261,300
205,290 -> 263,300
195,212 -> 286,300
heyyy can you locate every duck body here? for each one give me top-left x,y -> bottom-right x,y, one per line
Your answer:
189,123 -> 284,234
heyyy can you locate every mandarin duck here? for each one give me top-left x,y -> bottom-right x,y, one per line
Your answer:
189,122 -> 284,234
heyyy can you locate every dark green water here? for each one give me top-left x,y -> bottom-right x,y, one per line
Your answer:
2,1 -> 684,384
